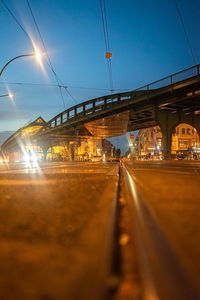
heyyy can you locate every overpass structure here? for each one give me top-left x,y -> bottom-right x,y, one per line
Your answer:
2,64 -> 200,159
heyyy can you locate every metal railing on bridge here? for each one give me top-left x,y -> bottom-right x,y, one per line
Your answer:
48,64 -> 200,129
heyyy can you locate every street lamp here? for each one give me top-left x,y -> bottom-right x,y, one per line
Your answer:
0,49 -> 43,77
0,93 -> 12,98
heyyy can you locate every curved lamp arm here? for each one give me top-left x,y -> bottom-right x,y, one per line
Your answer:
0,94 -> 10,98
0,54 -> 34,77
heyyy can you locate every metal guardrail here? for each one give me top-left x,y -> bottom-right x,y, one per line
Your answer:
48,64 -> 200,129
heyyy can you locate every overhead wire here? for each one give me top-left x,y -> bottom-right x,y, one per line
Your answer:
1,0 -> 119,101
0,0 -> 76,108
4,0 -> 65,108
100,0 -> 114,92
173,0 -> 197,65
100,0 -> 110,51
26,0 -> 74,108
0,81 -> 112,90
0,0 -> 32,43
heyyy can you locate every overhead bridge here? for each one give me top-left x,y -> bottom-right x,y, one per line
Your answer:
2,64 -> 200,158
43,64 -> 200,136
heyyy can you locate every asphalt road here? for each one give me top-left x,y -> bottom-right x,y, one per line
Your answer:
125,160 -> 200,299
1,160 -> 200,300
0,162 -> 119,300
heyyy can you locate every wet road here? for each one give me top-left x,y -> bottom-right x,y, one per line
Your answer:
0,162 -> 119,300
124,160 -> 200,299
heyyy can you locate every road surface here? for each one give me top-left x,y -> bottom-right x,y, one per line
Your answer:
0,160 -> 200,300
124,160 -> 200,300
0,162 -> 119,300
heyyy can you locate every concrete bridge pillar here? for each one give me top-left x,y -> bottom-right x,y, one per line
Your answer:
155,111 -> 175,159
69,142 -> 75,161
39,144 -> 50,162
68,131 -> 80,161
155,110 -> 200,159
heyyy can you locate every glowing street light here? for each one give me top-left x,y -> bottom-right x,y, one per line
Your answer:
34,47 -> 43,68
0,93 -> 13,98
0,49 -> 44,77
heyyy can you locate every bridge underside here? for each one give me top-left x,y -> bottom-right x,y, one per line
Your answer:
84,110 -> 158,137
84,111 -> 129,138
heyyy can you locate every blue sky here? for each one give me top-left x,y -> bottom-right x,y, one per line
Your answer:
0,0 -> 199,138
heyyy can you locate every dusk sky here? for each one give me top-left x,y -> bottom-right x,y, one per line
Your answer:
0,0 -> 199,137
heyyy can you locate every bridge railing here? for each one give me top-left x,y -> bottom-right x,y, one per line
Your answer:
137,64 -> 199,92
47,64 -> 200,129
48,92 -> 132,128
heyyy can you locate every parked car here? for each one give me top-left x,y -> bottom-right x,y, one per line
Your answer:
107,157 -> 120,162
88,156 -> 103,162
176,151 -> 187,160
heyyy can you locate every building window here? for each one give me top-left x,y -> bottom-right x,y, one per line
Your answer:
192,129 -> 194,135
182,128 -> 185,135
187,128 -> 191,135
179,140 -> 188,148
192,140 -> 197,147
157,139 -> 162,147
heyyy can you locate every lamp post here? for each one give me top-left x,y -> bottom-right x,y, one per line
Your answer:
0,93 -> 12,98
0,49 -> 43,77
0,49 -> 43,99
0,54 -> 35,77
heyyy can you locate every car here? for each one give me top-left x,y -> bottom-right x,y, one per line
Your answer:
107,157 -> 120,162
88,156 -> 103,162
176,151 -> 187,160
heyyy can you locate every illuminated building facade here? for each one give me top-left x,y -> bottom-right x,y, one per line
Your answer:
76,138 -> 103,160
134,123 -> 200,159
172,123 -> 199,153
2,117 -> 46,162
1,117 -> 114,162
134,127 -> 162,158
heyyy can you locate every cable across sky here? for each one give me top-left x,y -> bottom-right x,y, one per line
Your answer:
0,0 -> 199,132
100,0 -> 114,92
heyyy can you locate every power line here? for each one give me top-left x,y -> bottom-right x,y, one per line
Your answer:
26,0 -> 79,106
108,59 -> 113,91
0,0 -> 75,107
28,0 -> 81,106
100,0 -> 114,91
54,76 -> 78,105
26,0 -> 53,71
0,0 -> 32,43
26,0 -> 70,108
0,80 -> 117,91
0,81 -> 128,91
173,0 -> 197,65
62,86 -> 77,103
100,0 -> 110,51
